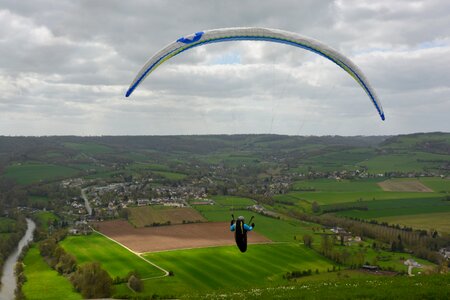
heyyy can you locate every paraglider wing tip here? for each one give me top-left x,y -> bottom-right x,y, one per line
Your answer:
125,89 -> 133,98
381,113 -> 385,121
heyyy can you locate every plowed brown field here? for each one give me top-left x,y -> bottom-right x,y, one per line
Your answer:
378,179 -> 433,192
95,220 -> 271,253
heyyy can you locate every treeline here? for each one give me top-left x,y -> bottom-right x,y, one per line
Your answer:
39,231 -> 113,298
16,230 -> 115,299
0,213 -> 27,280
16,230 -> 145,298
294,212 -> 450,265
319,202 -> 368,214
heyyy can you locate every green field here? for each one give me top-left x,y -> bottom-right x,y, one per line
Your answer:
3,162 -> 79,185
211,195 -> 256,207
374,212 -> 450,233
361,152 -> 450,173
292,178 -> 383,192
278,190 -> 441,205
193,205 -> 312,242
127,206 -> 205,227
296,148 -> 376,172
61,233 -> 165,279
420,177 -> 450,193
283,178 -> 443,205
334,197 -> 450,219
22,246 -> 81,300
141,243 -> 336,295
34,211 -> 59,231
192,273 -> 450,300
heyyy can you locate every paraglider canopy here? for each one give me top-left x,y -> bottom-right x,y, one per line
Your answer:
126,27 -> 385,121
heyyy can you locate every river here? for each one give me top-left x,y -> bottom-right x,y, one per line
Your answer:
0,218 -> 36,300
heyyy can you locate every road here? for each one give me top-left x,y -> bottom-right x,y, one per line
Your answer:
81,188 -> 92,216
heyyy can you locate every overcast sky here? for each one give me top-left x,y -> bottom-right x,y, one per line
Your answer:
0,0 -> 449,136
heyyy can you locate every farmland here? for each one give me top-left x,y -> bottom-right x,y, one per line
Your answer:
193,206 -> 313,242
378,178 -> 433,192
211,195 -> 256,207
127,206 -> 206,227
374,212 -> 450,234
334,197 -> 450,219
361,152 -> 450,173
60,232 -> 165,279
419,177 -> 450,193
21,246 -> 81,300
140,243 -> 336,295
278,189 -> 442,205
280,178 -> 444,206
95,220 -> 270,253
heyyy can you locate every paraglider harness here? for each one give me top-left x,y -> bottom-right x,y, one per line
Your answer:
231,214 -> 254,253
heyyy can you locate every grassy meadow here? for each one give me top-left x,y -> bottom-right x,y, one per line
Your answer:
189,273 -> 450,300
374,212 -> 450,234
21,246 -> 81,300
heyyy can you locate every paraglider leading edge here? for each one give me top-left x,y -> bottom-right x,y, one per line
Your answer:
125,27 -> 385,121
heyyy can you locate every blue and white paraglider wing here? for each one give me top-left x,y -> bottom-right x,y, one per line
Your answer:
126,27 -> 385,121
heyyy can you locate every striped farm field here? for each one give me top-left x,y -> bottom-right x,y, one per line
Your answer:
60,232 -> 165,279
141,243 -> 336,295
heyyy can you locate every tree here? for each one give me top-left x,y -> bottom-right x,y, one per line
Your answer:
71,262 -> 112,298
128,275 -> 143,292
321,235 -> 333,256
302,234 -> 313,248
311,201 -> 320,213
397,234 -> 404,252
391,241 -> 397,252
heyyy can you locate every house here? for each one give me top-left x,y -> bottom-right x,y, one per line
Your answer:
362,265 -> 379,271
439,247 -> 450,259
330,227 -> 347,234
137,198 -> 150,206
404,259 -> 421,267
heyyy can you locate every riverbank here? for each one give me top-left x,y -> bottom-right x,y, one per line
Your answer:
0,218 -> 36,300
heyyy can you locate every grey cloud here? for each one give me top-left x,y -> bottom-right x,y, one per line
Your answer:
0,0 -> 448,135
